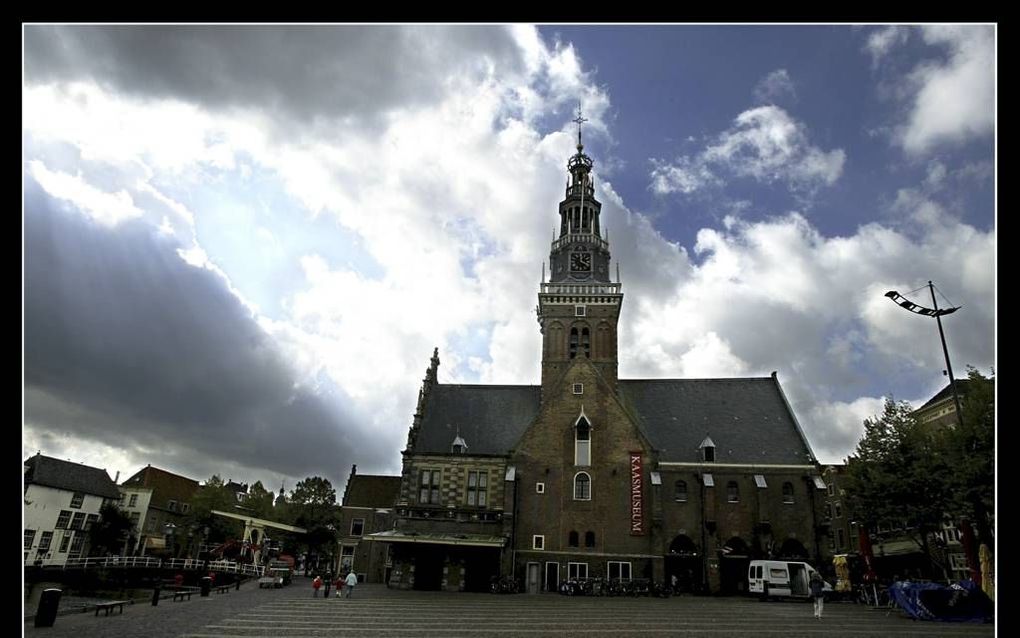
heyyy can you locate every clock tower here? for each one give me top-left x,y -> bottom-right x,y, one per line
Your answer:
538,106 -> 623,393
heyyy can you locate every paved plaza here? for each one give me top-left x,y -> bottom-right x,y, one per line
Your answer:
24,581 -> 995,637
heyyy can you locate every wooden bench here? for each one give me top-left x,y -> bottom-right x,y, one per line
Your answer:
172,590 -> 194,602
94,600 -> 128,617
215,584 -> 230,594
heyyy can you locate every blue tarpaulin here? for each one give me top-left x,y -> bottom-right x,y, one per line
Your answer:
888,580 -> 993,622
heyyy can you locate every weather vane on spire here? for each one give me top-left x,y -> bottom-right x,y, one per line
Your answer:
572,101 -> 587,149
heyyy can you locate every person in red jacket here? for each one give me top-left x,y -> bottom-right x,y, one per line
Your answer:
312,575 -> 323,598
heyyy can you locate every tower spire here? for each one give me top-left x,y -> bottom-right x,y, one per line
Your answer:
572,101 -> 588,151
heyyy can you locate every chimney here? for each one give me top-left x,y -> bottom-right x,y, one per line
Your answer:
114,470 -> 120,483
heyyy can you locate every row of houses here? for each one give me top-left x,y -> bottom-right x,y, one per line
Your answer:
23,455 -> 251,565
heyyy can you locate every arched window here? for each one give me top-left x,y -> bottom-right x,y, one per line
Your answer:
568,531 -> 579,547
569,328 -> 579,359
726,481 -> 739,503
585,531 -> 595,548
580,328 -> 590,358
782,482 -> 795,504
574,472 -> 591,500
674,480 -> 688,502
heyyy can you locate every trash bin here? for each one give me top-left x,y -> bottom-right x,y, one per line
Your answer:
152,583 -> 161,606
200,576 -> 212,597
34,588 -> 61,628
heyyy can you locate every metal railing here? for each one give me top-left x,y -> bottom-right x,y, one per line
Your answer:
26,555 -> 262,576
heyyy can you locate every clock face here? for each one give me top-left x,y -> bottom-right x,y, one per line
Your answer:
570,252 -> 592,272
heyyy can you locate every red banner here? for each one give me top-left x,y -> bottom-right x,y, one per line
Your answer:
630,452 -> 644,535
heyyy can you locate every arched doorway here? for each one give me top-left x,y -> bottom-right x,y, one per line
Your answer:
664,535 -> 702,594
719,537 -> 750,595
778,538 -> 808,560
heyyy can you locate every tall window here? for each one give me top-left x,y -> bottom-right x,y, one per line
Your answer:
727,481 -> 739,503
574,472 -> 591,500
69,534 -> 85,555
340,545 -> 355,571
71,512 -> 86,530
608,561 -> 631,580
55,510 -> 72,529
70,492 -> 85,509
782,482 -> 795,504
569,327 -> 591,358
674,480 -> 688,502
38,531 -> 53,553
568,562 -> 588,579
834,503 -> 842,518
575,418 -> 591,466
351,518 -> 365,536
585,531 -> 595,548
58,532 -> 71,553
837,528 -> 846,550
128,494 -> 138,508
24,529 -> 36,550
85,514 -> 99,531
419,469 -> 440,505
467,471 -> 488,506
568,531 -> 579,547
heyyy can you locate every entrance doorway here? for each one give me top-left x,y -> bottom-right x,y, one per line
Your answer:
526,562 -> 541,594
545,562 -> 559,592
665,534 -> 702,593
719,537 -> 751,595
413,549 -> 444,591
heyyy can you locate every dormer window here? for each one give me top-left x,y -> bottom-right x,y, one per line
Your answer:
575,415 -> 591,466
699,436 -> 716,462
451,435 -> 468,454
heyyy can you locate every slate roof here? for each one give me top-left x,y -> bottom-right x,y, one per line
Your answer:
413,377 -> 816,465
916,379 -> 972,411
342,475 -> 401,508
415,384 -> 542,455
23,454 -> 121,499
618,377 -> 816,464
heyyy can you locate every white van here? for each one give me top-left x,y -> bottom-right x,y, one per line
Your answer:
747,560 -> 832,600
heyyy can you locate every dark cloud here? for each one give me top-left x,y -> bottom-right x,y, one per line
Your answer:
24,25 -> 525,134
24,175 -> 392,487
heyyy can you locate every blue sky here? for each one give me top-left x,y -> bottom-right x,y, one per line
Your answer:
22,25 -> 995,491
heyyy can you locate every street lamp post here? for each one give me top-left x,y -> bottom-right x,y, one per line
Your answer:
884,281 -> 964,428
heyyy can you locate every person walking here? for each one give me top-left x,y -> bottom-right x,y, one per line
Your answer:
312,575 -> 322,598
345,571 -> 358,598
323,573 -> 331,599
810,571 -> 825,619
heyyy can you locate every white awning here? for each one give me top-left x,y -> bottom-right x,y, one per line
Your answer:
812,476 -> 827,490
363,530 -> 506,548
754,474 -> 768,488
702,473 -> 714,487
505,466 -> 516,481
650,472 -> 662,485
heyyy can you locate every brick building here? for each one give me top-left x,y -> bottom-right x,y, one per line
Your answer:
120,464 -> 199,556
336,465 -> 401,584
368,120 -> 830,594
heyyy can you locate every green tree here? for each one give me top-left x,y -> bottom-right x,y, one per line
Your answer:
290,476 -> 340,571
843,398 -> 954,576
943,368 -> 995,551
87,502 -> 135,556
181,475 -> 243,556
245,481 -> 277,521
